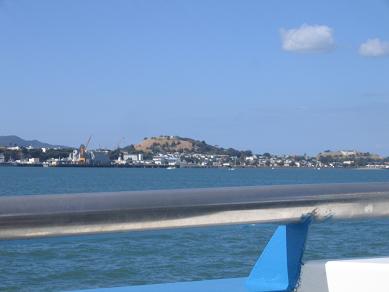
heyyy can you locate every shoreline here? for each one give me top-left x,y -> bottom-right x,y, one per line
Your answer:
1,163 -> 387,170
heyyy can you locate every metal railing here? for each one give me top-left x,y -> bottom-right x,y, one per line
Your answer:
1,182 -> 389,240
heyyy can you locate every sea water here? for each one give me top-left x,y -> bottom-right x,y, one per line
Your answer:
1,167 -> 389,291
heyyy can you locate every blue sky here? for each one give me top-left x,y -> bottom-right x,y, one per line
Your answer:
1,0 -> 389,155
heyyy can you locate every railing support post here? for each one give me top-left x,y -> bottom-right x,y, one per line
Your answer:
245,217 -> 311,292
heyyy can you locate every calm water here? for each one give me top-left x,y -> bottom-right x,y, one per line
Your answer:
1,167 -> 389,291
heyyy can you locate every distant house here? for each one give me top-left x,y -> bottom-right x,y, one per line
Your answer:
152,154 -> 176,165
153,156 -> 166,165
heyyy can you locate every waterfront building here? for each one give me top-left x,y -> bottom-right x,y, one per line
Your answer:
153,155 -> 166,165
0,153 -> 5,163
90,150 -> 111,165
28,158 -> 40,164
123,153 -> 144,162
69,149 -> 79,163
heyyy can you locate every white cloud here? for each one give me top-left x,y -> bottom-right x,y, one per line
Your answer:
359,38 -> 389,57
280,24 -> 335,53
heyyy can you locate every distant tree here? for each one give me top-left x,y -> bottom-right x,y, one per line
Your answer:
142,151 -> 153,160
241,150 -> 253,157
109,149 -> 120,160
122,144 -> 136,153
28,149 -> 42,158
21,147 -> 28,156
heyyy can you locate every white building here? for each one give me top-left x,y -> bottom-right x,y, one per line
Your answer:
152,154 -> 180,166
7,146 -> 21,151
28,158 -> 40,164
69,149 -> 79,163
153,155 -> 166,165
245,155 -> 257,162
123,153 -> 144,162
166,156 -> 179,166
0,153 -> 5,163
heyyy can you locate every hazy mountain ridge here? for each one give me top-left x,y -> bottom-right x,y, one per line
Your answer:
0,135 -> 67,148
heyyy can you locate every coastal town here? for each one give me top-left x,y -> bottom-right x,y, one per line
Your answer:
0,135 -> 388,169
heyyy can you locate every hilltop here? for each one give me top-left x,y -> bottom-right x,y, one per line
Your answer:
317,150 -> 382,165
127,135 -> 252,157
317,150 -> 381,160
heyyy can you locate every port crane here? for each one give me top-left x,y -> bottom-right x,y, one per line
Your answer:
78,135 -> 92,165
